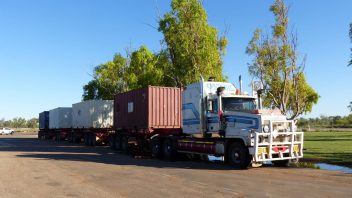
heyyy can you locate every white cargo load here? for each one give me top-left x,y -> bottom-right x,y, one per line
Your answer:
49,107 -> 72,129
72,100 -> 113,129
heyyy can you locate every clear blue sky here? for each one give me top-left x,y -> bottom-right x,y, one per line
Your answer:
0,0 -> 351,120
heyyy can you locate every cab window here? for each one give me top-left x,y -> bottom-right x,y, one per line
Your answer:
222,98 -> 256,112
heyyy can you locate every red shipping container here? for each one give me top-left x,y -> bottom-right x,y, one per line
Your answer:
114,86 -> 182,131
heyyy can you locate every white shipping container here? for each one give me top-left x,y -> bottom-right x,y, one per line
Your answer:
49,107 -> 72,129
72,100 -> 113,129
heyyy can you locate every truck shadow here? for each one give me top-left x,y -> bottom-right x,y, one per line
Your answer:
1,137 -> 236,171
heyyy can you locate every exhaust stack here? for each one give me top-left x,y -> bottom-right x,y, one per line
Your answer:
239,75 -> 242,95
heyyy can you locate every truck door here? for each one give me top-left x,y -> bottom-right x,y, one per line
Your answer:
206,97 -> 220,132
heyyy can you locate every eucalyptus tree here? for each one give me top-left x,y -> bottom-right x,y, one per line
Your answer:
246,0 -> 319,120
159,0 -> 228,87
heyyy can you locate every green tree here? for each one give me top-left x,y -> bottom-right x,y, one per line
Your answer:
246,0 -> 319,120
83,53 -> 128,100
159,0 -> 228,87
0,118 -> 4,127
126,46 -> 166,89
3,120 -> 12,127
348,101 -> 352,112
27,118 -> 39,128
11,117 -> 27,128
82,80 -> 101,101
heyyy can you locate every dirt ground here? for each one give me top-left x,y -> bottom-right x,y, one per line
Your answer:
0,134 -> 351,198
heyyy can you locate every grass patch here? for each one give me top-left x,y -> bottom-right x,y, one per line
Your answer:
304,132 -> 352,168
291,162 -> 320,169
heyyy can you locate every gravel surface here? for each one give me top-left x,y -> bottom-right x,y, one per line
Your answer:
0,135 -> 351,198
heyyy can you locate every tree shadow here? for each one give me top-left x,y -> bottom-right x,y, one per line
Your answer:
0,137 -> 236,171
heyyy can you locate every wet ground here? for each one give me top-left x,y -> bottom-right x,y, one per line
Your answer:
0,134 -> 351,198
317,163 -> 352,173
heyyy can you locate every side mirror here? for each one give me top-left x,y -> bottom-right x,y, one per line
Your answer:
207,100 -> 213,112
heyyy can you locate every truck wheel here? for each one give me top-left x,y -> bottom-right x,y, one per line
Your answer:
227,142 -> 252,169
272,160 -> 290,167
162,138 -> 176,161
115,135 -> 122,151
121,136 -> 129,154
151,138 -> 162,159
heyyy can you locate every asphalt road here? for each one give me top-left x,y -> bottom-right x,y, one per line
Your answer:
0,135 -> 351,198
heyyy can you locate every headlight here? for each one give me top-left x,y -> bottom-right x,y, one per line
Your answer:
263,125 -> 269,133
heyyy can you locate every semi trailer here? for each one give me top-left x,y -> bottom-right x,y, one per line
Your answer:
38,78 -> 303,168
69,100 -> 114,146
110,79 -> 304,168
38,111 -> 49,139
38,108 -> 72,140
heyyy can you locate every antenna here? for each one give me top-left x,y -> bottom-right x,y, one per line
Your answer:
239,75 -> 242,94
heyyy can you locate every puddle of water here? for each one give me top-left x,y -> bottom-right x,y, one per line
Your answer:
316,163 -> 352,173
209,156 -> 352,173
208,156 -> 223,162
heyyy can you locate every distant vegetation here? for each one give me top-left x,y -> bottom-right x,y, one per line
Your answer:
297,114 -> 352,129
0,117 -> 38,129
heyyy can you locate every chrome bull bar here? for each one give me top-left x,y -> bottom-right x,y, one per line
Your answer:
253,131 -> 304,162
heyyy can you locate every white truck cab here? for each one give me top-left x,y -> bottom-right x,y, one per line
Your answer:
182,79 -> 303,168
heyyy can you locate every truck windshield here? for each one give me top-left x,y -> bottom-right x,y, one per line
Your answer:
222,97 -> 256,112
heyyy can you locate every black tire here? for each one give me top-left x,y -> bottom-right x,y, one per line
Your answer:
109,135 -> 116,150
272,160 -> 290,167
121,136 -> 129,154
151,138 -> 162,159
115,135 -> 122,151
162,138 -> 176,161
227,142 -> 252,169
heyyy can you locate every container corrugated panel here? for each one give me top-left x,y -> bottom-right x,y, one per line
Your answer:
39,111 -> 49,129
49,107 -> 72,129
72,100 -> 114,128
114,86 -> 181,130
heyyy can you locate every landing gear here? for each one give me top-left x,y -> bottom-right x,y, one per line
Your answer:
227,142 -> 252,169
